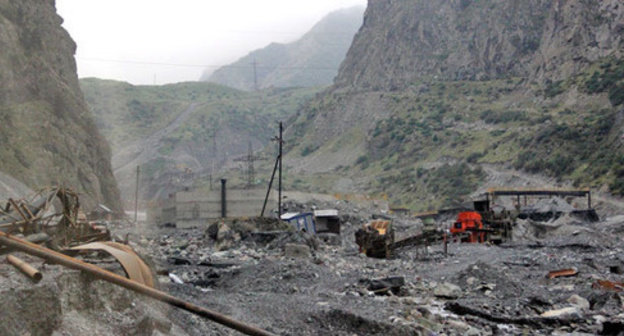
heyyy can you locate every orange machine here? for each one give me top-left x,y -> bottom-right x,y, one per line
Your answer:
450,211 -> 485,243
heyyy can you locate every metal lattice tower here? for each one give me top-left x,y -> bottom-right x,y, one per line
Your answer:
234,142 -> 265,188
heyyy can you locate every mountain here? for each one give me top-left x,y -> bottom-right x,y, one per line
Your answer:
203,6 -> 364,90
285,0 -> 624,210
81,78 -> 320,203
0,0 -> 121,210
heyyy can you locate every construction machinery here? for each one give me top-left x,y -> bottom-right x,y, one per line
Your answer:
356,187 -> 598,258
355,218 -> 444,258
355,219 -> 394,258
450,211 -> 485,243
449,208 -> 513,244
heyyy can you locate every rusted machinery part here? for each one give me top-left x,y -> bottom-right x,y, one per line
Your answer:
6,254 -> 42,282
70,241 -> 154,288
0,232 -> 276,336
592,279 -> 624,292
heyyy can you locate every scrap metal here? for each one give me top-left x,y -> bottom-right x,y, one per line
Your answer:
0,231 -> 275,336
547,267 -> 578,279
592,279 -> 624,292
0,187 -> 110,249
6,254 -> 42,282
70,241 -> 154,287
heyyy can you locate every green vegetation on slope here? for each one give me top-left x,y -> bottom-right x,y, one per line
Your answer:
285,57 -> 624,210
81,78 -> 322,199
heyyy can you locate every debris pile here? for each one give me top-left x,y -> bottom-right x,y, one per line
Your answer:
3,188 -> 624,335
1,187 -> 275,336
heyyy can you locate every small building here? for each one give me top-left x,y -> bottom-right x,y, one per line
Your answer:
313,209 -> 340,234
281,212 -> 316,233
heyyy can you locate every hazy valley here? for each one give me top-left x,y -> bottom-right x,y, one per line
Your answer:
3,1 -> 624,335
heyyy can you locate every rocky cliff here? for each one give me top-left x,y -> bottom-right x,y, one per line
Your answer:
335,0 -> 624,90
204,6 -> 364,90
0,0 -> 121,210
286,0 -> 624,210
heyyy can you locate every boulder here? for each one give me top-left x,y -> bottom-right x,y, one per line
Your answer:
567,294 -> 590,310
284,243 -> 311,258
434,282 -> 462,299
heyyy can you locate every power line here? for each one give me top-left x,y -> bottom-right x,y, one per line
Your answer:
76,56 -> 342,71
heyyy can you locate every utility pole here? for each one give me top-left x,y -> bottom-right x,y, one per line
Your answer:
252,59 -> 258,91
260,122 -> 284,218
134,165 -> 140,223
278,122 -> 283,218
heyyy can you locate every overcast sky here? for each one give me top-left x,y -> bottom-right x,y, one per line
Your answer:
56,0 -> 367,85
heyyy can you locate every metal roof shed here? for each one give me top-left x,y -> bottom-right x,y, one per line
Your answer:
313,209 -> 340,234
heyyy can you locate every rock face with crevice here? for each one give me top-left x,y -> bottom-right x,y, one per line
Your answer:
0,0 -> 120,210
334,0 -> 624,91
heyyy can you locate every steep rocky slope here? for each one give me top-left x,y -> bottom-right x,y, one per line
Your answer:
286,0 -> 624,210
203,6 -> 364,91
0,0 -> 120,210
335,0 -> 624,90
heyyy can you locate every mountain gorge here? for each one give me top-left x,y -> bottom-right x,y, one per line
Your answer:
0,0 -> 120,210
286,0 -> 624,210
203,6 -> 364,91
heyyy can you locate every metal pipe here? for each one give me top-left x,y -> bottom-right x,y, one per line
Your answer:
6,254 -> 42,282
547,267 -> 578,279
0,232 -> 50,255
221,179 -> 227,218
278,122 -> 283,218
0,231 -> 275,336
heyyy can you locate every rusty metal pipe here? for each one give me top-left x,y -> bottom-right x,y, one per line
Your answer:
6,254 -> 42,282
547,267 -> 578,279
0,232 -> 50,255
0,232 -> 275,336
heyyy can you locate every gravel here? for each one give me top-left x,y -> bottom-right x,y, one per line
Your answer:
2,197 -> 624,335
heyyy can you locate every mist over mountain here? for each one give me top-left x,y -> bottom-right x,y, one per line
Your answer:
202,6 -> 364,90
